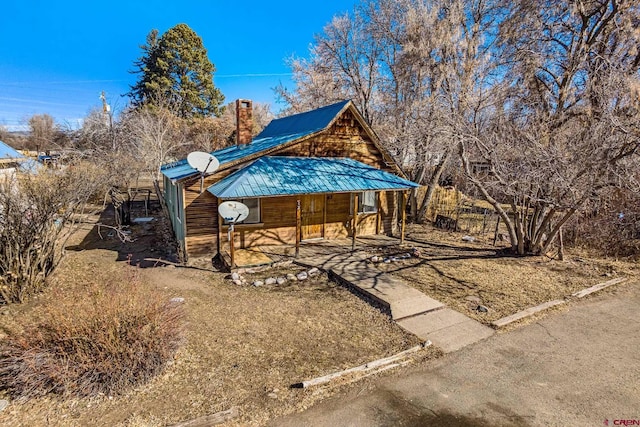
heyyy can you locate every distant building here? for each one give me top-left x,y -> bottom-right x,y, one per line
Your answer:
0,140 -> 41,175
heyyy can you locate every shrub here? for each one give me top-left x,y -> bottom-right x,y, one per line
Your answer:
565,189 -> 640,259
0,163 -> 107,304
0,271 -> 184,399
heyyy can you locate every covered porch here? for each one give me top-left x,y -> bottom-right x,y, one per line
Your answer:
206,156 -> 418,270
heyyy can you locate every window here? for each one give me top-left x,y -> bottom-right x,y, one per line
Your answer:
358,191 -> 377,214
224,198 -> 261,224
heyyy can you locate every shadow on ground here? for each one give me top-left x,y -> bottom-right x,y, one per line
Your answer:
66,202 -> 180,268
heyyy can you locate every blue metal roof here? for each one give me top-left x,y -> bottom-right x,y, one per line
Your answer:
161,100 -> 350,181
207,156 -> 419,199
0,140 -> 25,160
257,100 -> 349,138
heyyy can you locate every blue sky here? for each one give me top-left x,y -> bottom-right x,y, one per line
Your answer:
0,0 -> 356,130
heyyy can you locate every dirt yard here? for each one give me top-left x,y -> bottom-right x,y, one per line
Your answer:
373,223 -> 640,324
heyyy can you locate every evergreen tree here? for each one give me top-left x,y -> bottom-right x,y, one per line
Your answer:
129,24 -> 225,119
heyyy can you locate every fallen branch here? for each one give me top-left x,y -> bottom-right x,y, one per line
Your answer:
96,223 -> 134,243
292,341 -> 431,389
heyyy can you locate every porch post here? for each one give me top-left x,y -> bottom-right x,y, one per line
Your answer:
352,193 -> 359,251
376,192 -> 382,235
295,198 -> 301,257
229,224 -> 235,269
401,190 -> 407,245
217,198 -> 223,256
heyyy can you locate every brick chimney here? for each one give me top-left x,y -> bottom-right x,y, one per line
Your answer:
236,99 -> 253,146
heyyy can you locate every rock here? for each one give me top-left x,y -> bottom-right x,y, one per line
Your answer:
383,258 -> 391,264
476,305 -> 489,313
462,235 -> 475,242
232,279 -> 243,286
265,277 -> 277,285
0,400 -> 8,412
296,271 -> 308,281
465,295 -> 481,303
399,253 -> 411,259
371,255 -> 380,263
286,273 -> 297,281
276,277 -> 286,285
252,280 -> 264,287
231,272 -> 241,281
267,392 -> 278,399
308,267 -> 320,276
170,297 -> 185,304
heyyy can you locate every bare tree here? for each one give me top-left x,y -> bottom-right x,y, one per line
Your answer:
120,100 -> 187,182
460,0 -> 640,254
27,114 -> 56,152
276,0 -> 499,222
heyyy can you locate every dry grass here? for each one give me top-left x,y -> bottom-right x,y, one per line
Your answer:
1,205 -> 635,426
375,224 -> 640,324
0,269 -> 183,400
0,247 -> 421,427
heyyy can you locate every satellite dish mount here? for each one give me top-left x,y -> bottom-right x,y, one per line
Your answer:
187,151 -> 220,193
218,201 -> 250,269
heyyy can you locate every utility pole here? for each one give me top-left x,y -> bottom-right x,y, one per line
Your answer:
100,91 -> 116,151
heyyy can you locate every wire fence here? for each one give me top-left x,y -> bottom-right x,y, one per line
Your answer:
421,185 -> 504,238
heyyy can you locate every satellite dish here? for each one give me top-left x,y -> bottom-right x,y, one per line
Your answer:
219,201 -> 250,223
187,151 -> 220,174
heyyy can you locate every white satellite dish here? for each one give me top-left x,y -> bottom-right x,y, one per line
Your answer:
187,151 -> 220,193
187,151 -> 220,174
219,201 -> 250,223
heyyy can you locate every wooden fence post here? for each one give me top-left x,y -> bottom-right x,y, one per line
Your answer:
493,216 -> 501,246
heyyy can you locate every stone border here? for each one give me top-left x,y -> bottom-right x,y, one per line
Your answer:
492,277 -> 629,328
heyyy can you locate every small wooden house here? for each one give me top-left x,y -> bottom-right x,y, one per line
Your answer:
161,100 -> 418,261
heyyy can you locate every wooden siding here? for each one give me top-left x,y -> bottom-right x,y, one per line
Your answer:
183,170 -> 233,256
275,110 -> 391,171
325,193 -> 351,239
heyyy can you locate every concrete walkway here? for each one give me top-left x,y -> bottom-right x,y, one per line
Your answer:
296,251 -> 494,353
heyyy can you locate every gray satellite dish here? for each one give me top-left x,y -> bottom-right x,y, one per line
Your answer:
219,201 -> 250,223
187,151 -> 220,174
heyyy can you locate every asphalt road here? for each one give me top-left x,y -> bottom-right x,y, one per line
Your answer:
269,281 -> 640,427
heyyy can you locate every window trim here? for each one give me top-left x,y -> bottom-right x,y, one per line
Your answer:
357,191 -> 377,214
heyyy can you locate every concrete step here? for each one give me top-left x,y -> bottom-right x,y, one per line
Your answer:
390,293 -> 444,320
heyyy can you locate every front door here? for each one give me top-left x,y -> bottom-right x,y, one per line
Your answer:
301,194 -> 325,240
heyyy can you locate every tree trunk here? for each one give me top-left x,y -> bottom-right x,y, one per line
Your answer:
416,148 -> 453,223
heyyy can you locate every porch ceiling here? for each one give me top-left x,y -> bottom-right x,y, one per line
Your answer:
207,156 -> 419,199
